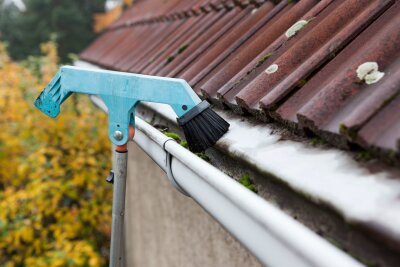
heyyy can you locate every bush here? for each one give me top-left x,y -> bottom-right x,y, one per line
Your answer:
0,42 -> 111,266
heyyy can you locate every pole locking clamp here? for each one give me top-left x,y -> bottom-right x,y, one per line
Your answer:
106,170 -> 114,184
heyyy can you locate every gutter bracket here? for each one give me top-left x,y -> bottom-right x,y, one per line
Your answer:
164,139 -> 190,197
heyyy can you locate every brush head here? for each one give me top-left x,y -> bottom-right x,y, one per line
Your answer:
177,101 -> 230,153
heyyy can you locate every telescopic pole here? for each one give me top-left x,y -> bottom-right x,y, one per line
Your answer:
109,146 -> 128,267
108,127 -> 134,267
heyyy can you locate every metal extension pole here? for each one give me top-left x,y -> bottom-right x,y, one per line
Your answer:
109,146 -> 128,267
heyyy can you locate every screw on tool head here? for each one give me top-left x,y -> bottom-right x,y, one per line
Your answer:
113,131 -> 123,141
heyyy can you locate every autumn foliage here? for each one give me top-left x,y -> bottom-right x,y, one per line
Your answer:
0,42 -> 111,266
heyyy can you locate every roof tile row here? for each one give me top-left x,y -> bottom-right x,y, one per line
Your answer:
80,0 -> 400,163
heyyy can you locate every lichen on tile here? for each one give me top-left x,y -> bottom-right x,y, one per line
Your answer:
285,20 -> 309,38
356,62 -> 385,85
265,64 -> 278,74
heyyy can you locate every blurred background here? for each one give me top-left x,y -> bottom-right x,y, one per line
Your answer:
0,1 -> 132,266
2,1 -> 399,267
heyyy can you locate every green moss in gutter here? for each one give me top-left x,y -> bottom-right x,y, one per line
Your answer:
255,53 -> 273,68
166,55 -> 175,64
239,174 -> 257,193
309,137 -> 326,147
339,124 -> 357,141
178,43 -> 189,54
354,151 -> 373,162
163,132 -> 210,162
196,152 -> 210,162
388,150 -> 399,160
180,140 -> 189,149
164,132 -> 181,142
297,79 -> 307,88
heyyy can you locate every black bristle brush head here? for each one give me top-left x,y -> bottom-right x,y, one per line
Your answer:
177,101 -> 230,153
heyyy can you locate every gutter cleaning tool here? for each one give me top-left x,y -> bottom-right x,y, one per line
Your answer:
34,66 -> 230,267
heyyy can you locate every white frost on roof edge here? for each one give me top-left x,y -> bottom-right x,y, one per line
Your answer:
142,101 -> 400,241
75,60 -> 400,242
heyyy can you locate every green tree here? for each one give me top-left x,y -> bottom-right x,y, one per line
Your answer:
0,0 -> 105,63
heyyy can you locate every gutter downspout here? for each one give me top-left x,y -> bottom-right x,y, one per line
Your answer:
91,96 -> 364,267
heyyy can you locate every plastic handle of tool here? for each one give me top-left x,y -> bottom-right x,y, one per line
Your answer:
34,66 -> 202,145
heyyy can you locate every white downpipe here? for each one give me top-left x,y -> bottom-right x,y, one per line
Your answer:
91,96 -> 364,267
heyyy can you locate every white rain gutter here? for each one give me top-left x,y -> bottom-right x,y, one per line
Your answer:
91,96 -> 364,267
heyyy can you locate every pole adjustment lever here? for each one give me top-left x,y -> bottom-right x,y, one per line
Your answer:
106,170 -> 114,184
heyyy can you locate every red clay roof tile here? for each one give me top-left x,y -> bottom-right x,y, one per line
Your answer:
80,0 -> 400,162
